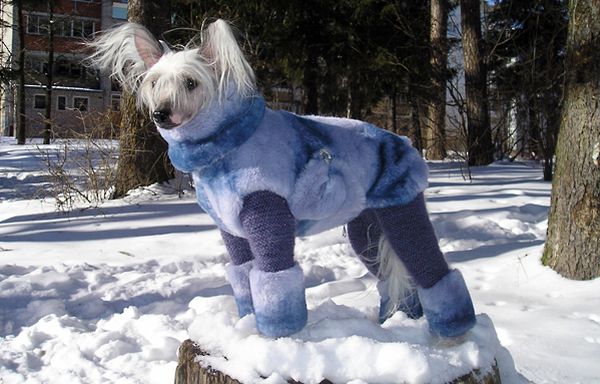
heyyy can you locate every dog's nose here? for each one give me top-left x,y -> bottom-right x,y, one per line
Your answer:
152,109 -> 170,124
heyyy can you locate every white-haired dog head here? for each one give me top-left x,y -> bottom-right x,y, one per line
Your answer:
88,19 -> 256,130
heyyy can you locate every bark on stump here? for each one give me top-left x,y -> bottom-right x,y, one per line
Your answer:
174,339 -> 502,384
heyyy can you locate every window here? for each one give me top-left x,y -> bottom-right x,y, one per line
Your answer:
27,58 -> 48,74
33,94 -> 46,109
56,59 -> 70,76
71,19 -> 96,38
82,20 -> 95,37
53,19 -> 68,37
57,96 -> 67,111
26,15 -> 49,35
70,63 -> 82,78
74,97 -> 88,112
28,14 -> 97,38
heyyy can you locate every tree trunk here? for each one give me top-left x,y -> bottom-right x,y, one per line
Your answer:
114,0 -> 173,198
174,339 -> 502,384
460,0 -> 493,166
15,1 -> 26,145
347,74 -> 363,120
541,89 -> 561,182
425,0 -> 449,160
43,2 -> 55,145
304,48 -> 319,115
409,82 -> 424,153
543,0 -> 600,280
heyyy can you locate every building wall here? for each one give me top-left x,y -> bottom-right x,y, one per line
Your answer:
24,85 -> 119,137
1,0 -> 126,139
1,0 -> 15,135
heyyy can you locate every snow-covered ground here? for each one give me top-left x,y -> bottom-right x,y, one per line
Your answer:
1,138 -> 599,383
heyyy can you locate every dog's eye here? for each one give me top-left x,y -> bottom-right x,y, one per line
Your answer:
151,80 -> 156,88
185,78 -> 197,91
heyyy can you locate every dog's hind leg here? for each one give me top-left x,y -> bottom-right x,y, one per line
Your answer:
373,193 -> 476,338
238,191 -> 307,337
348,210 -> 423,322
347,210 -> 381,276
222,230 -> 255,317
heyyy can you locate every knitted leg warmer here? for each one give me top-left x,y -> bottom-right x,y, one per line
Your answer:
240,191 -> 307,337
348,209 -> 423,321
221,229 -> 254,265
374,193 -> 450,289
374,193 -> 475,337
239,191 -> 295,273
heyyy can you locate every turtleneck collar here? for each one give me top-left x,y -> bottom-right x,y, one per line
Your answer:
161,95 -> 265,173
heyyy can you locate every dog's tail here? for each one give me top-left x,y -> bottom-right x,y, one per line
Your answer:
376,234 -> 414,318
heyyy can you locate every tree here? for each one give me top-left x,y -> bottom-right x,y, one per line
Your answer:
14,0 -> 26,145
486,0 -> 567,180
169,0 -> 435,147
460,0 -> 493,166
543,0 -> 600,280
113,0 -> 173,198
425,0 -> 449,160
43,1 -> 55,145
0,13 -> 13,89
381,1 -> 432,151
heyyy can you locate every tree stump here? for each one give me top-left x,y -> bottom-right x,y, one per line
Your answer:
174,339 -> 502,384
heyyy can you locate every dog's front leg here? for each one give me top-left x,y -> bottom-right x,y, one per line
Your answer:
238,191 -> 308,337
222,230 -> 255,318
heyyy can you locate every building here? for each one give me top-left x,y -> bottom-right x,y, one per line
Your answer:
0,0 -> 128,139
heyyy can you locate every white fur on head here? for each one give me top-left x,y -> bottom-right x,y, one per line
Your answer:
201,19 -> 256,99
87,23 -> 162,93
87,19 -> 256,129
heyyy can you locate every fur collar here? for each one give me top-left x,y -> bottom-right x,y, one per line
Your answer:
164,95 -> 265,173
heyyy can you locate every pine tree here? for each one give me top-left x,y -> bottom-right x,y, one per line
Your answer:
460,0 -> 493,166
425,0 -> 449,160
486,0 -> 567,180
15,0 -> 26,145
543,0 -> 600,280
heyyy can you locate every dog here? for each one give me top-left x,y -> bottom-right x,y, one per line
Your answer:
88,19 -> 476,338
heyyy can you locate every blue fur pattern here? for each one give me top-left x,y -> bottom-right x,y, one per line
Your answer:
418,269 -> 476,338
160,92 -> 429,239
225,260 -> 254,317
249,263 -> 307,337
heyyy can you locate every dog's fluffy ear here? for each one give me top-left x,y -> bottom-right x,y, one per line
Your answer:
201,19 -> 256,98
87,23 -> 163,92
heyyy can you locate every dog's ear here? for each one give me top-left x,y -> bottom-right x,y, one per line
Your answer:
200,19 -> 256,98
87,23 -> 163,92
133,28 -> 163,69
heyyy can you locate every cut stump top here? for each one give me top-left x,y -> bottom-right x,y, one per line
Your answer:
174,295 -> 506,384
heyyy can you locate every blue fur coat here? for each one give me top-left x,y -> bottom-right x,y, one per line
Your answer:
158,94 -> 428,238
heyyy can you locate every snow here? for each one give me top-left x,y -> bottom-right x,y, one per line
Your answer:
1,137 -> 600,383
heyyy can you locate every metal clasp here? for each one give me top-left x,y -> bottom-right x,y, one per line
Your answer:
320,149 -> 333,164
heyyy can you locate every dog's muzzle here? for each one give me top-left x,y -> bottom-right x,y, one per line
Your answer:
152,109 -> 176,129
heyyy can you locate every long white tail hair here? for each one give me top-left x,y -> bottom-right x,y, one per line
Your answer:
377,234 -> 414,317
